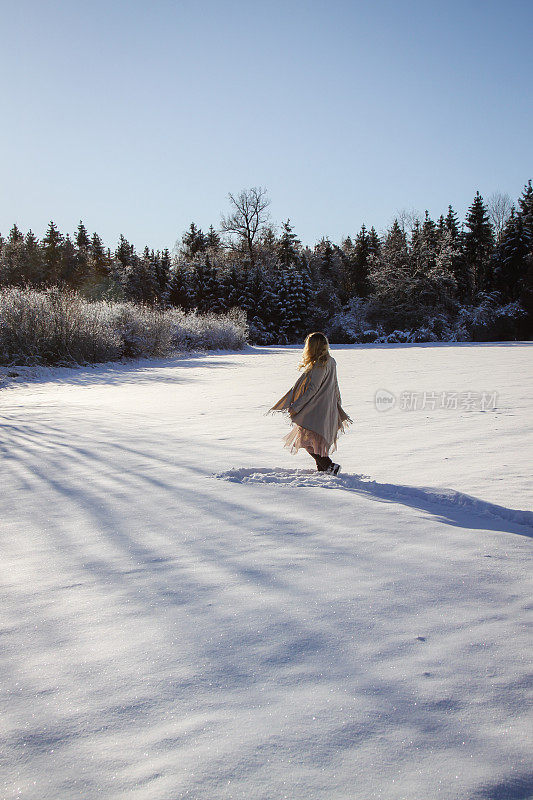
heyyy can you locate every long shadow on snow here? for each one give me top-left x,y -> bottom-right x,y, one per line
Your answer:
2,415 -> 531,786
0,351 -> 244,391
216,468 -> 533,537
472,772 -> 533,800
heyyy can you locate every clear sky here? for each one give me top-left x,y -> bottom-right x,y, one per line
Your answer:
1,0 -> 532,251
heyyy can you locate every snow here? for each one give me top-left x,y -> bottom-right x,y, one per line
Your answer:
1,342 -> 532,800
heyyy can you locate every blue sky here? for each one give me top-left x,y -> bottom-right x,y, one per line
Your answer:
1,0 -> 531,250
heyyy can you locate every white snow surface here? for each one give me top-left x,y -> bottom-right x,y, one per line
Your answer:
1,342 -> 532,800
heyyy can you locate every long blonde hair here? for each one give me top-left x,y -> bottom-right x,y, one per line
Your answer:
299,332 -> 330,371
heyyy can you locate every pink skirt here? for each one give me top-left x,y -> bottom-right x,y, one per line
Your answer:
282,424 -> 330,457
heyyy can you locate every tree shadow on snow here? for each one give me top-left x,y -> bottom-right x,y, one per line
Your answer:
472,772 -> 533,800
216,468 -> 533,538
2,413 -> 532,792
0,351 -> 244,390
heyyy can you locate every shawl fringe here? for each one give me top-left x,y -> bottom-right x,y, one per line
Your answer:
264,407 -> 291,418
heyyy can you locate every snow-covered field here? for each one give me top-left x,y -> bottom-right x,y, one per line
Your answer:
1,343 -> 532,800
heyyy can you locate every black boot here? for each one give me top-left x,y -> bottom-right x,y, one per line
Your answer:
310,453 -> 331,472
313,454 -> 340,475
310,452 -> 322,470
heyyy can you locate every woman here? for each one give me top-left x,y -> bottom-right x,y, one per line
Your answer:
269,332 -> 352,474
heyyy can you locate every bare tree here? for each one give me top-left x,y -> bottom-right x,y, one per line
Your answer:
394,208 -> 420,235
487,191 -> 512,242
220,187 -> 271,267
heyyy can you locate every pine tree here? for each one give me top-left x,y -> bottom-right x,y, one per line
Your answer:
338,236 -> 355,299
420,229 -> 458,309
115,234 -> 134,270
206,225 -> 221,252
182,223 -> 207,258
421,211 -> 438,270
517,179 -> 533,244
204,257 -> 224,312
351,224 -> 372,297
516,179 -> 533,329
308,239 -> 341,318
156,249 -> 171,299
367,220 -> 414,326
234,265 -> 254,314
341,236 -> 354,255
444,205 -> 461,240
493,208 -> 531,302
90,233 -> 108,275
8,224 -> 24,244
76,221 -> 90,251
222,264 -> 245,309
246,266 -> 266,310
60,234 -> 80,286
251,276 -> 280,343
191,255 -> 221,311
74,221 -> 91,286
278,219 -> 301,268
24,230 -> 45,285
166,266 -> 193,310
463,192 -> 495,299
124,247 -> 159,304
266,269 -> 291,342
285,265 -> 311,338
368,227 -> 381,256
0,226 -> 26,286
410,212 -> 438,278
320,238 -> 334,277
435,212 -> 465,304
42,221 -> 64,283
217,267 -> 234,311
410,218 -> 423,272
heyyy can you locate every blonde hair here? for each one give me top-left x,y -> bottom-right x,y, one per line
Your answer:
299,332 -> 330,371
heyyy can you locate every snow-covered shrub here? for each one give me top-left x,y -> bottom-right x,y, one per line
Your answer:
105,303 -> 176,358
384,329 -> 411,343
359,328 -> 384,343
456,295 -> 527,341
326,298 -> 373,343
407,326 -> 440,343
0,287 -> 121,365
248,317 -> 277,345
405,313 -> 458,343
0,288 -> 248,366
171,307 -> 248,350
326,318 -> 358,343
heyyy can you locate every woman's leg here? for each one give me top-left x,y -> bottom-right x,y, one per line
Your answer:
309,452 -> 330,471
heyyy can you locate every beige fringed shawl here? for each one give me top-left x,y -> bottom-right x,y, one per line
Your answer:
269,355 -> 352,450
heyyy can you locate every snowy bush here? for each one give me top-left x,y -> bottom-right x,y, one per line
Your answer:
104,303 -> 176,358
0,288 -> 248,366
248,317 -> 277,346
407,326 -> 440,343
0,287 -> 121,365
325,292 -> 528,345
359,328 -> 384,343
405,314 -> 458,343
382,329 -> 411,344
171,307 -> 248,350
326,298 -> 371,343
455,294 -> 526,341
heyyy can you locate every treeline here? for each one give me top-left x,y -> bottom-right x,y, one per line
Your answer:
1,181 -> 532,343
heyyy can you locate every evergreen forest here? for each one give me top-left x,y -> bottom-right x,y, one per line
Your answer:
1,181 -> 532,344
